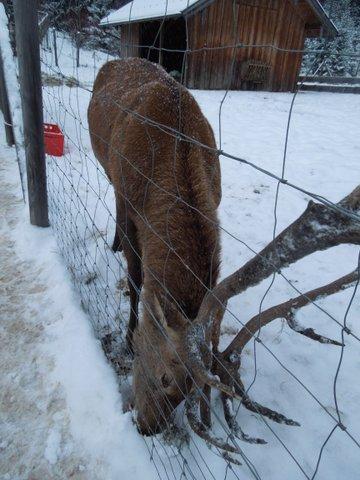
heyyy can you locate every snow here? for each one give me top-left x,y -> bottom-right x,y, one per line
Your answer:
1,33 -> 360,479
303,82 -> 360,87
0,123 -> 158,479
0,5 -> 22,139
100,0 -> 199,26
0,5 -> 25,189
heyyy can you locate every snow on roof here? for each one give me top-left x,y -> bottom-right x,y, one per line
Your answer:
100,0 -> 199,26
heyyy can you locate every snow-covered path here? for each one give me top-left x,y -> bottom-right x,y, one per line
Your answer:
0,148 -> 158,480
0,157 -> 86,478
0,154 -> 94,479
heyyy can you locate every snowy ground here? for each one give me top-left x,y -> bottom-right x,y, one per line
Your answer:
0,134 -> 159,479
1,33 -> 360,480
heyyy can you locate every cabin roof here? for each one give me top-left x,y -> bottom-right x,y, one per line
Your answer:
100,0 -> 337,38
100,0 -> 198,26
304,0 -> 337,37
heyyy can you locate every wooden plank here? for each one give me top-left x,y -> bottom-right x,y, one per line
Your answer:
279,4 -> 304,91
187,10 -> 202,88
216,0 -> 228,89
270,0 -> 288,91
224,0 -> 238,89
207,0 -> 222,89
121,21 -> 139,57
185,15 -> 194,87
204,1 -> 215,89
187,0 -> 308,91
200,8 -> 209,89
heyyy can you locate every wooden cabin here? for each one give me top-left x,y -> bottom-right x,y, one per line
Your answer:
100,0 -> 337,92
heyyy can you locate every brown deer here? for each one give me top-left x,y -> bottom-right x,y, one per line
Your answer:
88,58 -> 360,460
88,58 -> 222,435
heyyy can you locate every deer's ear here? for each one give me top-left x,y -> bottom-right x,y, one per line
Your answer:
152,294 -> 187,332
152,294 -> 167,328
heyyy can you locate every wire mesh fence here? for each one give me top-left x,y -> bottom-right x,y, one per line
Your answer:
32,2 -> 360,479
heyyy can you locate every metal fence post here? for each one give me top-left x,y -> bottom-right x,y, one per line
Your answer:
45,28 -> 50,49
76,32 -> 80,68
13,0 -> 49,227
53,28 -> 58,67
0,46 -> 15,146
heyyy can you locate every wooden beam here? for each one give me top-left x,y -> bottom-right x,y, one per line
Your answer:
13,0 -> 49,227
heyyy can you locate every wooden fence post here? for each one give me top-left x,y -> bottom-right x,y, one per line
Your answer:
0,46 -> 15,146
13,0 -> 49,227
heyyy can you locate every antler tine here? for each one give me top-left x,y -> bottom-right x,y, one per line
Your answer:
221,452 -> 242,466
221,393 -> 266,445
185,388 -> 242,457
233,373 -> 300,427
286,314 -> 343,346
190,351 -> 249,402
200,384 -> 212,429
221,270 -> 358,362
186,322 -> 245,401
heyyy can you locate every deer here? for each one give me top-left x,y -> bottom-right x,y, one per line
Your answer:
88,58 -> 360,461
88,57 -> 222,434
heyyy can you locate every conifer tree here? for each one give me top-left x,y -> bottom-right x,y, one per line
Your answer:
303,0 -> 360,77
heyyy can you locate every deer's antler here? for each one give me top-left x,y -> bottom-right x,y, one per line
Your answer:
222,270 -> 358,360
184,186 -> 359,459
196,185 -> 360,333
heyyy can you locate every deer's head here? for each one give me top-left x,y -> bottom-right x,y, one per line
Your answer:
132,294 -> 194,434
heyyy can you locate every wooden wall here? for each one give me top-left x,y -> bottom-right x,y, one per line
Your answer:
119,22 -> 139,58
270,0 -> 306,91
118,0 -> 310,91
186,0 -> 306,91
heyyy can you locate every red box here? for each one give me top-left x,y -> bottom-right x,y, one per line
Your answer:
44,123 -> 64,157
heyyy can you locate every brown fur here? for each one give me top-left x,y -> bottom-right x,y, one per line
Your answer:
88,58 -> 221,434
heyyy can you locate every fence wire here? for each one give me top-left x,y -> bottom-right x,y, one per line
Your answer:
37,3 -> 360,480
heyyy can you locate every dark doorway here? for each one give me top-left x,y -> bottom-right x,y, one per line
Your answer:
162,18 -> 187,77
139,20 -> 162,64
139,17 -> 187,80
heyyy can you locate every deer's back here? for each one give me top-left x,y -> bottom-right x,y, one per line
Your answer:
89,58 -> 222,319
88,58 -> 170,176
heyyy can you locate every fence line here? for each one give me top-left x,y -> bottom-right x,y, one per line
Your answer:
41,23 -> 360,480
39,56 -> 360,225
9,3 -> 360,479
